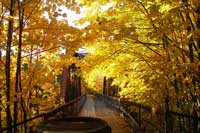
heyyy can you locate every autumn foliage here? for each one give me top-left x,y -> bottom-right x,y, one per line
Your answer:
0,0 -> 200,131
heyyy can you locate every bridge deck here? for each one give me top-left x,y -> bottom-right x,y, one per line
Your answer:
79,96 -> 133,133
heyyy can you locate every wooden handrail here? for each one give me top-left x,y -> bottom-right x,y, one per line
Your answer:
43,95 -> 86,119
0,95 -> 86,132
96,93 -> 200,132
96,93 -> 200,120
95,93 -> 139,128
168,110 -> 200,120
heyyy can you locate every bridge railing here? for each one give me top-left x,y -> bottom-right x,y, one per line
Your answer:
95,94 -> 140,129
95,93 -> 200,133
0,95 -> 86,132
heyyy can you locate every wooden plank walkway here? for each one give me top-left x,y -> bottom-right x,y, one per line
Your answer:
79,96 -> 133,133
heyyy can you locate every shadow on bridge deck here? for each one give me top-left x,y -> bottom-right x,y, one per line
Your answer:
79,95 -> 133,133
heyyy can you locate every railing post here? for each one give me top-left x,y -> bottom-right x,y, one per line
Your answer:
138,105 -> 141,128
193,109 -> 198,133
165,97 -> 173,133
118,98 -> 121,110
103,77 -> 106,95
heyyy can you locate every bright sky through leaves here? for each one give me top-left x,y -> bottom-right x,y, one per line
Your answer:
57,6 -> 90,28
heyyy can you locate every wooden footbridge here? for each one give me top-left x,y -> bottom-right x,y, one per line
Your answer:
36,94 -> 135,132
79,96 -> 133,133
0,94 -> 135,133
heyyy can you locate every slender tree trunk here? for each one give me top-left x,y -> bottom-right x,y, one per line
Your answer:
0,94 -> 2,129
14,0 -> 26,132
0,2 -> 4,129
18,2 -> 28,132
5,0 -> 15,132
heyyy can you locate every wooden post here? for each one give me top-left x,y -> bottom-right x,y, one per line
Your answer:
103,77 -> 106,95
107,78 -> 110,96
165,96 -> 173,133
107,78 -> 113,96
66,66 -> 71,103
193,109 -> 198,133
76,77 -> 80,113
76,77 -> 81,97
78,77 -> 81,96
60,67 -> 67,98
60,66 -> 71,103
138,105 -> 141,128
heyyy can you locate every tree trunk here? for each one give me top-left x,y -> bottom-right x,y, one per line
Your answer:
0,94 -> 2,129
5,0 -> 15,132
14,0 -> 26,132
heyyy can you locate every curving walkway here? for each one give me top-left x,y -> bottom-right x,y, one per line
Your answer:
79,96 -> 133,133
